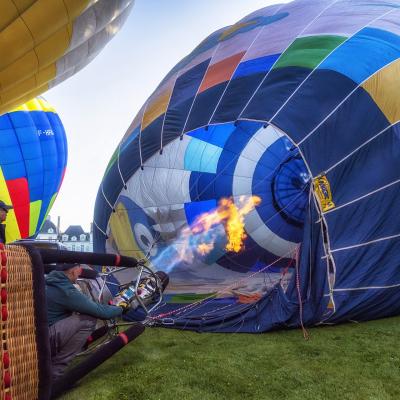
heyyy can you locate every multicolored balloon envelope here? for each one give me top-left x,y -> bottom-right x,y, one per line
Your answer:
0,97 -> 67,243
0,0 -> 134,115
95,0 -> 400,332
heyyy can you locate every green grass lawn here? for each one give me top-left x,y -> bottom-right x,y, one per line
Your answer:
60,317 -> 400,400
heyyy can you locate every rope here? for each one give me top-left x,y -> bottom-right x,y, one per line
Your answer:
295,245 -> 310,340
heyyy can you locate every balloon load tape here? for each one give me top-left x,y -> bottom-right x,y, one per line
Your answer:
313,175 -> 336,212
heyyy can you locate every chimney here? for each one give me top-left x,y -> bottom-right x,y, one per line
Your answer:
57,216 -> 61,240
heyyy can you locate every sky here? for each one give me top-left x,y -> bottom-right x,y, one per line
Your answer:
45,0 -> 290,233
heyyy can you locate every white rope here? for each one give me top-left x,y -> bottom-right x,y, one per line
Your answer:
237,0 -> 341,119
139,102 -> 149,169
101,184 -> 115,211
93,219 -> 107,237
324,177 -> 400,216
117,140 -> 127,188
269,8 -> 397,126
330,232 -> 400,253
206,3 -> 287,125
324,120 -> 400,175
296,12 -> 399,146
180,43 -> 221,137
325,282 -> 400,292
160,72 -> 180,153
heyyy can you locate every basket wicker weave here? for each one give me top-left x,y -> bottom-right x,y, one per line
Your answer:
0,244 -> 51,400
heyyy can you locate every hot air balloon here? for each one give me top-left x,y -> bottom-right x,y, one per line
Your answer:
94,0 -> 400,332
0,97 -> 67,243
0,0 -> 134,115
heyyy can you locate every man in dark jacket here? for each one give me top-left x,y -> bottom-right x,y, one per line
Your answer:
0,200 -> 13,244
46,263 -> 125,380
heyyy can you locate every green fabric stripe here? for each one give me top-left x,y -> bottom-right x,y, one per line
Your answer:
29,200 -> 42,237
274,35 -> 347,70
105,148 -> 118,176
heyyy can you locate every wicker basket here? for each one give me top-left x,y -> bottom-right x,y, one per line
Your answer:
0,244 -> 51,400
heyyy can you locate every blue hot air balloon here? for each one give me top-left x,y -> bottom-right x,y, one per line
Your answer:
94,0 -> 400,332
0,97 -> 67,243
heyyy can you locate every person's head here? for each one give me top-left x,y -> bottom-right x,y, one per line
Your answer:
59,263 -> 82,283
0,201 -> 12,223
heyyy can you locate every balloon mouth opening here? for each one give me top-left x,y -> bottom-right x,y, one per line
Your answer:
271,149 -> 310,227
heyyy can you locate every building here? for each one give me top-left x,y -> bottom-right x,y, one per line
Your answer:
35,216 -> 93,252
60,225 -> 93,252
36,216 -> 58,241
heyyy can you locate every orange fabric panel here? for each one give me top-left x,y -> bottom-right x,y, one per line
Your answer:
22,0 -> 68,44
12,0 -> 36,13
0,1 -> 19,32
142,88 -> 174,130
35,25 -> 71,67
64,0 -> 91,20
0,51 -> 38,90
0,18 -> 34,70
362,59 -> 400,124
199,52 -> 245,93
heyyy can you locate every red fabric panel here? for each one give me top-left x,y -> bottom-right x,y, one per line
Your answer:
6,177 -> 29,238
199,52 -> 245,93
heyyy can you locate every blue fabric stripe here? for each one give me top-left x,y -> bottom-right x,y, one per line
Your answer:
188,123 -> 235,147
184,138 -> 222,173
233,54 -> 281,79
319,27 -> 400,84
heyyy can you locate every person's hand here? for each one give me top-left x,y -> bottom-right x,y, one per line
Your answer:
118,301 -> 130,313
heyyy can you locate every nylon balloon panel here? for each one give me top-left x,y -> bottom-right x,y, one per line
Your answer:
0,98 -> 67,242
95,0 -> 400,332
105,121 -> 309,307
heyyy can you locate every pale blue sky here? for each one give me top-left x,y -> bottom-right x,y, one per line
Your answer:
45,0 -> 289,232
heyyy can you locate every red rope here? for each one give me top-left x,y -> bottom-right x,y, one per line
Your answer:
152,249 -> 295,321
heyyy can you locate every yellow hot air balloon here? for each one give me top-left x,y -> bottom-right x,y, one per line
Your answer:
0,0 -> 134,115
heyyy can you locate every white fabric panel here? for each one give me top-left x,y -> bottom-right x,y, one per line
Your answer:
146,136 -> 189,170
241,125 -> 283,161
126,167 -> 191,209
232,124 -> 296,257
243,0 -> 329,62
248,221 -> 298,257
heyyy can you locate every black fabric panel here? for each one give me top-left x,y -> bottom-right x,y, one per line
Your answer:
299,86 -> 389,176
163,59 -> 211,139
185,83 -> 228,133
272,69 -> 358,143
211,73 -> 270,124
241,67 -> 311,123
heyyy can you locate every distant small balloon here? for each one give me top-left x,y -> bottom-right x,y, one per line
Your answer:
0,97 -> 67,242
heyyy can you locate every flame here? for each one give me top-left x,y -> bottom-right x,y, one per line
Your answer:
151,195 -> 261,272
220,196 -> 261,253
197,242 -> 215,255
191,196 -> 261,254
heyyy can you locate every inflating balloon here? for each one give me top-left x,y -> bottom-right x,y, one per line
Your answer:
94,0 -> 400,332
0,0 -> 134,115
0,97 -> 67,242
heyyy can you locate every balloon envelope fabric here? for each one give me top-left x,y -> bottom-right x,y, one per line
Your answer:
0,0 -> 134,115
0,97 -> 67,243
94,0 -> 400,332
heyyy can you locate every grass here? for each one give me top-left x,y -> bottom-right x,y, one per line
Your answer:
60,316 -> 400,400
